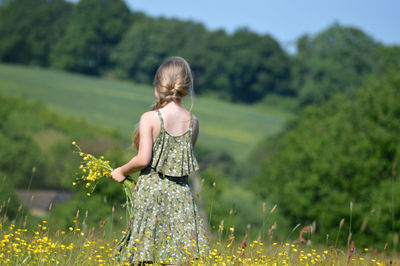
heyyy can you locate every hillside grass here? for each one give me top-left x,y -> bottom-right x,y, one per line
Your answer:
0,64 -> 292,161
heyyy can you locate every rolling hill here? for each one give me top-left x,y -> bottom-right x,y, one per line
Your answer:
0,64 -> 292,160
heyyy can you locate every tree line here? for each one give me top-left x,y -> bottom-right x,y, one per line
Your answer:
1,0 -> 399,104
250,67 -> 400,248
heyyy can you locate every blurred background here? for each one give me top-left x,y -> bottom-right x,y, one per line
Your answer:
0,0 -> 399,250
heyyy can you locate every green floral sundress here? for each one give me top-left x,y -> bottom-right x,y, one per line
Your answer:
115,110 -> 209,264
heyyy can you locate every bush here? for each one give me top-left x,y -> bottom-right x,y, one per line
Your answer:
251,67 -> 400,249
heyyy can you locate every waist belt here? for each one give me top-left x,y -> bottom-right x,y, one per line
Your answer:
141,166 -> 189,181
158,173 -> 189,185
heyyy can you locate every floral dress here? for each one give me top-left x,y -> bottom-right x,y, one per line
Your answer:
115,110 -> 209,264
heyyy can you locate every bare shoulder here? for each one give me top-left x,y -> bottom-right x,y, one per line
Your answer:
140,110 -> 156,119
139,111 -> 158,126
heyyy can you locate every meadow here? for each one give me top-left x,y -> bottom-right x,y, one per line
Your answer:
0,142 -> 395,265
0,63 -> 292,161
0,205 -> 389,265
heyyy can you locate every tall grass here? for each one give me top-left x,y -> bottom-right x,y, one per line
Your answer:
0,204 -> 389,265
0,169 -> 393,265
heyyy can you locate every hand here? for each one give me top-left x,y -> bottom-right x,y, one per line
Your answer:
111,167 -> 126,183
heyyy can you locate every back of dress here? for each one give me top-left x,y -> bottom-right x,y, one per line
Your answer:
148,109 -> 199,177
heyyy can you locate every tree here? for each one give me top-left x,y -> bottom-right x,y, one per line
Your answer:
112,17 -> 208,85
113,22 -> 291,103
251,67 -> 400,247
292,23 -> 382,105
0,0 -> 72,66
224,28 -> 291,103
51,0 -> 131,75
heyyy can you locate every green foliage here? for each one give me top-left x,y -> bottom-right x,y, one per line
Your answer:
112,19 -> 291,103
0,175 -> 23,220
0,92 -> 138,228
224,29 -> 292,102
251,67 -> 400,248
378,45 -> 400,71
197,147 -> 285,240
0,93 -> 129,188
2,2 -> 399,105
112,17 -> 207,84
292,23 -> 394,106
0,95 -> 47,187
50,0 -> 131,74
0,0 -> 72,66
49,183 -> 128,233
200,167 -> 288,241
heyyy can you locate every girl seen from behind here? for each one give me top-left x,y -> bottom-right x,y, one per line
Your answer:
111,56 -> 209,264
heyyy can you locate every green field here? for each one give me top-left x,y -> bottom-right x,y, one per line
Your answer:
0,64 -> 291,160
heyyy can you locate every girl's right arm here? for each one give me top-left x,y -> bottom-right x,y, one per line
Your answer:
111,112 -> 154,182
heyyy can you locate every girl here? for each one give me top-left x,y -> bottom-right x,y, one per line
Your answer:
111,56 -> 209,264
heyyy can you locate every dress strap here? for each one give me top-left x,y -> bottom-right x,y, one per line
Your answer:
155,109 -> 164,129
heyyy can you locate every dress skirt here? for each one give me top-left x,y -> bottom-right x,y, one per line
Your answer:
115,167 -> 209,264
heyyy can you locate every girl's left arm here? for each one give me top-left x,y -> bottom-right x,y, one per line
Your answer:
111,112 -> 153,182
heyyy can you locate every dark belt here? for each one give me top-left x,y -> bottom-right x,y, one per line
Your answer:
141,166 -> 189,184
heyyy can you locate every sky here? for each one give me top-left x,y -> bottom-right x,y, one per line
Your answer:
121,0 -> 400,54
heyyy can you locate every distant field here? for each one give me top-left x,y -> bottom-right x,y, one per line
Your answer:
0,64 -> 292,160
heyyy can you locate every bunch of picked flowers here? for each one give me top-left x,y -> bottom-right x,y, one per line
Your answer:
71,141 -> 135,217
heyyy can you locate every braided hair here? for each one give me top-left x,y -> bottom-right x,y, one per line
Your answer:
133,56 -> 194,150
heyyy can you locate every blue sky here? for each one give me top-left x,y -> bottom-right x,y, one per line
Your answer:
124,0 -> 400,53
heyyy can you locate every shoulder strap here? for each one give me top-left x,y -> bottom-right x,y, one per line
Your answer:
155,109 -> 164,129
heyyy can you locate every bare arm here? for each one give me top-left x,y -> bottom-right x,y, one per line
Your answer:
192,115 -> 199,147
111,112 -> 153,182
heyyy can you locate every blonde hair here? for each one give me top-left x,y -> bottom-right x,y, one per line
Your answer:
133,56 -> 194,149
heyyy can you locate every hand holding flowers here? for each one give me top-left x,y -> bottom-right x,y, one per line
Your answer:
71,141 -> 135,217
111,167 -> 127,183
